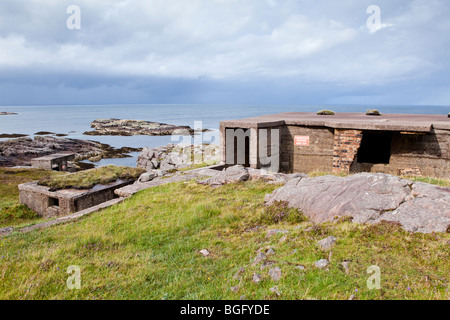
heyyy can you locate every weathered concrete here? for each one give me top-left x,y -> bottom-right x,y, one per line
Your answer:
221,112 -> 450,132
30,153 -> 75,171
220,112 -> 450,178
19,179 -> 134,218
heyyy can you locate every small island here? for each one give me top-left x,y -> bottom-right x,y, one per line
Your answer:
0,112 -> 18,115
84,119 -> 198,136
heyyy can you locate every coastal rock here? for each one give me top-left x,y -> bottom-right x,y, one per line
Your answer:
265,173 -> 450,233
252,273 -> 263,284
84,119 -> 198,136
315,259 -> 330,269
233,267 -> 245,280
0,134 -> 28,139
268,267 -> 282,281
199,165 -> 306,187
247,168 -> 307,184
318,236 -> 336,250
260,261 -> 275,270
342,261 -> 351,274
137,144 -> 220,172
199,165 -> 249,186
0,136 -> 141,168
266,229 -> 289,238
252,252 -> 267,265
269,286 -> 281,296
138,172 -> 158,183
0,227 -> 14,236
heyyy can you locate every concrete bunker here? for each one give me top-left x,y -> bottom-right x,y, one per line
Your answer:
30,153 -> 75,171
220,112 -> 450,179
18,179 -> 134,218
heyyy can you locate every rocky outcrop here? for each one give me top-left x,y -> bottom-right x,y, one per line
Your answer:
0,136 -> 141,168
0,112 -> 17,115
198,165 -> 306,187
84,119 -> 198,136
265,173 -> 450,233
0,134 -> 28,139
137,144 -> 220,172
199,165 -> 250,186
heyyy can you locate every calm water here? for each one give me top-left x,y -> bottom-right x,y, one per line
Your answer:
1,104 -> 448,167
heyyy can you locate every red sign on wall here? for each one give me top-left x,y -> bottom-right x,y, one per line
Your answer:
295,136 -> 310,146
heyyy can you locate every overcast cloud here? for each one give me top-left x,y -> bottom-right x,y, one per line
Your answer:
0,0 -> 449,105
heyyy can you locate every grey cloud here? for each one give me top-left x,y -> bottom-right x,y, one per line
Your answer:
0,0 -> 449,105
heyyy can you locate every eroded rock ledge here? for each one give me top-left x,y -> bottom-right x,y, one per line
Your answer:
265,172 -> 450,234
84,119 -> 197,136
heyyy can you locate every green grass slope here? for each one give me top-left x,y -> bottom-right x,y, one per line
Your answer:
1,179 -> 448,300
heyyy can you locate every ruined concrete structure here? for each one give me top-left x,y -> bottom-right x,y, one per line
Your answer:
220,112 -> 450,179
30,153 -> 75,171
18,179 -> 133,218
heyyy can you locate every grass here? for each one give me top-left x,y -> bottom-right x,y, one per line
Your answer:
366,109 -> 382,116
0,168 -> 63,228
178,161 -> 219,172
38,165 -> 145,190
403,176 -> 450,188
307,170 -> 349,178
0,173 -> 448,300
316,110 -> 335,116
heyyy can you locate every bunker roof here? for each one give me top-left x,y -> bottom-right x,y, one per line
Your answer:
220,112 -> 450,132
18,179 -> 130,200
31,153 -> 76,161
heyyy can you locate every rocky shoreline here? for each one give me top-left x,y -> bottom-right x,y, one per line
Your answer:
84,119 -> 199,136
137,143 -> 220,172
0,136 -> 141,169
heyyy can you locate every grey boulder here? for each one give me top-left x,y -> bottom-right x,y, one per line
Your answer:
265,173 -> 450,233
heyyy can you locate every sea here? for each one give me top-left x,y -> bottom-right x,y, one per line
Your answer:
0,104 -> 449,168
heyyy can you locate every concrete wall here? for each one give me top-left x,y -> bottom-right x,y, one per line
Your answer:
221,122 -> 449,178
73,184 -> 131,212
280,126 -> 335,173
30,159 -> 53,170
19,180 -> 134,218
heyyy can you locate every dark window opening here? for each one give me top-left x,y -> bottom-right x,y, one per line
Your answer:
48,197 -> 59,207
357,131 -> 393,164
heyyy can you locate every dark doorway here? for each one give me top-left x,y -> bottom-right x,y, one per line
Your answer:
357,131 -> 393,164
48,197 -> 60,207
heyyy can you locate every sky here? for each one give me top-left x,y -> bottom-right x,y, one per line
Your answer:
0,0 -> 449,106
